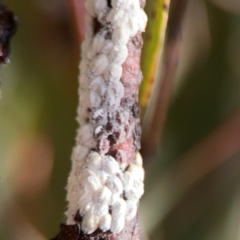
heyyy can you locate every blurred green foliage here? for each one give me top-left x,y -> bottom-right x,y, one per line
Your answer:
1,0 -> 240,240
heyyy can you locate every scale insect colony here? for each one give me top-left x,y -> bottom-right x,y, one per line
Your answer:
66,0 -> 147,234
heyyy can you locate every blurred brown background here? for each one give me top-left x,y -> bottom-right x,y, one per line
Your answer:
1,0 -> 240,239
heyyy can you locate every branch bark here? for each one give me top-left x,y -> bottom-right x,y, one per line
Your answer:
52,0 -> 147,239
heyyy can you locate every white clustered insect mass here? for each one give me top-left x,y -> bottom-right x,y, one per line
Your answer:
66,0 -> 147,234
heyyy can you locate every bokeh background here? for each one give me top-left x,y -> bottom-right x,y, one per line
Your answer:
1,0 -> 240,239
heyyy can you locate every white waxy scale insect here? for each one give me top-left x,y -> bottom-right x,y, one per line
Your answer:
127,16 -> 139,36
124,189 -> 139,202
87,49 -> 96,60
79,91 -> 91,108
125,180 -> 144,201
82,210 -> 99,234
107,64 -> 123,82
128,163 -> 145,182
93,0 -> 107,15
108,45 -> 128,64
79,200 -> 93,216
125,200 -> 137,221
110,215 -> 125,233
92,33 -> 106,54
106,8 -> 125,23
99,213 -> 112,232
91,54 -> 109,75
97,7 -> 111,25
67,183 -> 80,202
66,177 -> 79,192
112,0 -> 130,9
111,63 -> 123,78
93,203 -> 109,217
106,175 -> 123,194
102,155 -> 120,174
133,180 -> 144,198
90,76 -> 106,96
72,163 -> 82,177
77,124 -> 96,149
81,39 -> 92,56
138,10 -> 148,32
94,186 -> 112,204
79,76 -> 90,92
112,26 -> 130,45
128,0 -> 140,13
72,145 -> 90,162
109,193 -> 121,206
111,198 -> 126,219
90,91 -> 102,109
86,175 -> 102,192
79,61 -> 89,75
110,81 -> 124,101
81,167 -> 95,179
86,151 -> 102,167
101,40 -> 114,55
98,169 -> 109,184
77,107 -> 88,125
121,171 -> 134,191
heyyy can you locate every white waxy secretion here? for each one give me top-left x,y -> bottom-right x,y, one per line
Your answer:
66,150 -> 144,233
106,176 -> 123,194
125,200 -> 137,221
82,210 -> 99,234
99,213 -> 112,232
91,54 -> 109,75
93,0 -> 107,15
108,45 -> 128,64
101,41 -> 114,55
77,124 -> 96,149
96,186 -> 112,204
111,215 -> 125,234
66,0 -> 147,234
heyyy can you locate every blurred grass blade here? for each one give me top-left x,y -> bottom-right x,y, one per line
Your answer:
142,107 -> 240,233
140,0 -> 170,117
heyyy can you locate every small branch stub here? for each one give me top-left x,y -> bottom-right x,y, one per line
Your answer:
53,0 -> 147,239
0,3 -> 17,65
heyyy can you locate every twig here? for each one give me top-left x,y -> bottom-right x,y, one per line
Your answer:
141,0 -> 188,160
69,0 -> 86,42
53,0 -> 147,239
139,0 -> 170,117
